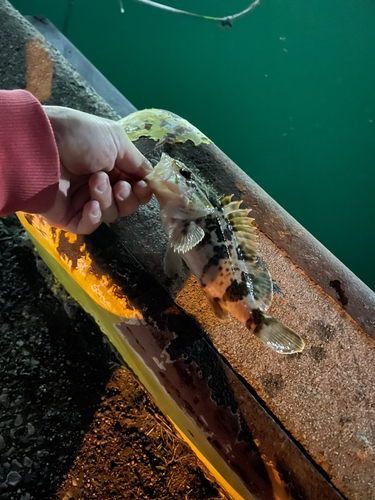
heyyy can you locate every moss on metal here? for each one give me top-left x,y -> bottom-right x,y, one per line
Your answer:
119,108 -> 211,146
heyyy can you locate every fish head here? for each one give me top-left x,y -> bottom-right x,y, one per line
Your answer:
146,153 -> 213,220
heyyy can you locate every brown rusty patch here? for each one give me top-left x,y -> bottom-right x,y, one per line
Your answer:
310,346 -> 327,362
174,275 -> 223,329
259,374 -> 285,398
25,38 -> 53,103
309,320 -> 336,342
56,231 -> 85,270
23,213 -> 35,226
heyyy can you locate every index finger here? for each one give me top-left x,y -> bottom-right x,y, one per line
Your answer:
113,124 -> 153,179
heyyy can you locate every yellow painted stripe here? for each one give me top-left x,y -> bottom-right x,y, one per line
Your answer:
17,212 -> 141,320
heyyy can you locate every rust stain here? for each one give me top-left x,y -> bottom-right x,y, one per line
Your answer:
262,457 -> 293,500
17,212 -> 142,319
329,279 -> 349,307
25,38 -> 53,103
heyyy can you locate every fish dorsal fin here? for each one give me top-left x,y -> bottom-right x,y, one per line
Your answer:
222,196 -> 272,310
246,260 -> 273,312
169,221 -> 205,253
222,201 -> 243,214
221,196 -> 258,259
228,208 -> 252,218
220,194 -> 234,206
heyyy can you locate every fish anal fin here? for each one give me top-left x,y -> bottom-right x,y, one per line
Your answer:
249,314 -> 305,354
205,294 -> 229,319
169,222 -> 205,253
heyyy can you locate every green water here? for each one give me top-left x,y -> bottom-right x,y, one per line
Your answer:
11,0 -> 375,291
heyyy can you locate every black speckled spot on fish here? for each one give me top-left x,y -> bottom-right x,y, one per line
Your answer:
247,309 -> 264,332
237,245 -> 254,262
223,278 -> 249,302
205,214 -> 225,243
223,227 -> 232,241
202,245 -> 230,275
236,247 -> 245,261
199,231 -> 212,246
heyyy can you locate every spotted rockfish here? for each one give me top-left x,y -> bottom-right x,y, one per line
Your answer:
146,153 -> 304,354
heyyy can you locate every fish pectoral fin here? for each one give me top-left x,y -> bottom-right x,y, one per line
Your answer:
169,222 -> 205,253
252,314 -> 305,354
205,294 -> 229,319
164,244 -> 182,277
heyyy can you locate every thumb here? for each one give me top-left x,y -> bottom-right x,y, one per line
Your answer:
112,124 -> 153,179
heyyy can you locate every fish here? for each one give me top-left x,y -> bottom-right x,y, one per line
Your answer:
146,153 -> 304,354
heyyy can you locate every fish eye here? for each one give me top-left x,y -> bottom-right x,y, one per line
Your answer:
180,169 -> 191,180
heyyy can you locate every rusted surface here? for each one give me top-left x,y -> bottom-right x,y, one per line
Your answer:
137,140 -> 374,500
25,38 -> 53,102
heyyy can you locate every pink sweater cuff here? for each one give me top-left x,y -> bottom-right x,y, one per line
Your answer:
0,89 -> 59,217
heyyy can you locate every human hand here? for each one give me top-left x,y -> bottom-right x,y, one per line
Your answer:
42,106 -> 153,234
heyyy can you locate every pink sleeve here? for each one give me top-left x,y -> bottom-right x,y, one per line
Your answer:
0,89 -> 59,217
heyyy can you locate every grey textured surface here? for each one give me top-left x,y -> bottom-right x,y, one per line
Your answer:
0,1 -> 118,118
25,16 -> 137,118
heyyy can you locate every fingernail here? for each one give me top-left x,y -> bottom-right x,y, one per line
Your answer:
92,205 -> 100,218
116,182 -> 131,202
117,191 -> 125,201
97,179 -> 108,193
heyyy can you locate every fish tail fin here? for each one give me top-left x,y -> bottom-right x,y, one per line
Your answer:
248,313 -> 305,354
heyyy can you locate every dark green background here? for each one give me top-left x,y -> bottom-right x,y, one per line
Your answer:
10,0 -> 375,291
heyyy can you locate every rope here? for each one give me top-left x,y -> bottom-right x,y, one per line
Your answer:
131,0 -> 261,26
